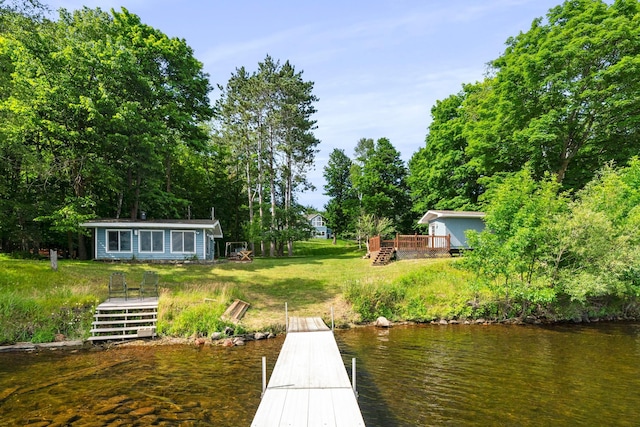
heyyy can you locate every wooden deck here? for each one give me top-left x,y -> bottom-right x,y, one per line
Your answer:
251,317 -> 365,427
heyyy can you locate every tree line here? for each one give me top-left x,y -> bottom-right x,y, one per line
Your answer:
322,0 -> 640,316
324,0 -> 640,242
0,3 -> 319,257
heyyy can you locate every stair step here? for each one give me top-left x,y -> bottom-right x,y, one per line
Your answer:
96,305 -> 158,312
91,325 -> 157,334
94,311 -> 158,319
88,332 -> 155,341
92,319 -> 157,326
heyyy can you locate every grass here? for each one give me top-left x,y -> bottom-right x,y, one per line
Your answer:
0,239 -> 481,344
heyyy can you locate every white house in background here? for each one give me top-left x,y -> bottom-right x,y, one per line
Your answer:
80,219 -> 223,261
418,210 -> 485,249
307,213 -> 331,239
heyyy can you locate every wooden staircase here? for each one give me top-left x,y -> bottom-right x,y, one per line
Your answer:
88,299 -> 158,342
372,247 -> 395,266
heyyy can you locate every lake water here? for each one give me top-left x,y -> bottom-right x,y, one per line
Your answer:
1,323 -> 639,426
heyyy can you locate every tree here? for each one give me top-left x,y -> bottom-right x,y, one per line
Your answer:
354,213 -> 394,252
551,159 -> 640,302
464,169 -> 565,317
215,55 -> 319,256
0,7 -> 215,255
352,138 -> 412,233
465,0 -> 640,190
323,149 -> 358,242
408,85 -> 482,214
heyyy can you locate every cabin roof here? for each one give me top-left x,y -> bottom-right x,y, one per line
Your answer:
418,210 -> 485,224
81,219 -> 223,237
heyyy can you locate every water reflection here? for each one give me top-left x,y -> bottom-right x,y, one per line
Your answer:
1,323 -> 640,426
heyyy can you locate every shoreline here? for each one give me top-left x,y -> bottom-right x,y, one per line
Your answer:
2,315 -> 637,353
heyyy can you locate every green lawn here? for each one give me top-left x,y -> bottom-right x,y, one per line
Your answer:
0,239 -> 473,344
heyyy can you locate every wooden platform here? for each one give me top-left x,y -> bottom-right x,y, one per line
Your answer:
222,299 -> 250,323
251,317 -> 365,426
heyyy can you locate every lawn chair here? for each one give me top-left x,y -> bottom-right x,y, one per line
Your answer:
140,271 -> 159,298
108,272 -> 128,301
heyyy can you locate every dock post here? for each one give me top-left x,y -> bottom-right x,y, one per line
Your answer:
261,357 -> 267,397
331,306 -> 334,331
352,358 -> 358,397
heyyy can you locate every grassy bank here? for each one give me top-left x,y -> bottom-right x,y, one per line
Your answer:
1,240 -> 461,344
4,239 -> 633,345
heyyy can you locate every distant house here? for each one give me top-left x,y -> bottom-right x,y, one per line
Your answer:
307,214 -> 331,239
80,219 -> 223,261
417,210 -> 485,249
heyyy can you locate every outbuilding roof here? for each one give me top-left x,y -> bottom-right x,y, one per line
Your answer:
418,210 -> 485,224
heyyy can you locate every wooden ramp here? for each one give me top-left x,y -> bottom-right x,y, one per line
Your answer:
251,317 -> 365,427
222,299 -> 250,322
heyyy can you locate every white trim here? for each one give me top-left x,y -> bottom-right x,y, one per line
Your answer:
82,220 -> 220,230
170,230 -> 196,254
105,229 -> 133,253
418,210 -> 486,224
138,230 -> 165,253
94,227 -> 98,259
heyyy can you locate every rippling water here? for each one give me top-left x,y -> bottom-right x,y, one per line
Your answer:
1,323 -> 639,426
338,323 -> 640,426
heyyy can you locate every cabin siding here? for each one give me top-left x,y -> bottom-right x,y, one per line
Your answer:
431,217 -> 484,248
94,227 -> 209,261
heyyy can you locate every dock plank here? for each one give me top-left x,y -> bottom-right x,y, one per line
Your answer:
252,317 -> 365,427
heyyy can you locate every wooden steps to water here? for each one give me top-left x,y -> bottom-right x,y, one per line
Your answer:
372,246 -> 395,266
252,317 -> 365,426
88,298 -> 159,342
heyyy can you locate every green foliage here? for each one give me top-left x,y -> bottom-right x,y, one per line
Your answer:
215,55 -> 320,256
323,149 -> 359,238
351,138 -> 413,233
0,287 -> 96,344
158,302 -> 237,338
344,260 -> 483,322
468,0 -> 640,189
0,6 -> 214,254
409,1 -> 640,218
552,159 -> 640,302
344,279 -> 406,321
465,169 -> 566,288
408,87 -> 482,213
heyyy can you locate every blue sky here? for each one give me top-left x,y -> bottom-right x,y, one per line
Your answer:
47,0 -> 562,209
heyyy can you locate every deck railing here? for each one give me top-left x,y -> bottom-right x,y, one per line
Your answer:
369,234 -> 451,252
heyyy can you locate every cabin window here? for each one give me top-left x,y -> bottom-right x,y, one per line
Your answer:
107,230 -> 132,252
171,230 -> 196,253
139,230 -> 164,253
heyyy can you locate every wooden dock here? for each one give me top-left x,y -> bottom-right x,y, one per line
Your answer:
251,317 -> 366,426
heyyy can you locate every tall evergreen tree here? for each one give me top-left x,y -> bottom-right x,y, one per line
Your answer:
215,55 -> 319,256
323,148 -> 358,241
352,138 -> 412,233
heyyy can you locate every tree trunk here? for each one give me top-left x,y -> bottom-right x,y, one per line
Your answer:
246,156 -> 255,255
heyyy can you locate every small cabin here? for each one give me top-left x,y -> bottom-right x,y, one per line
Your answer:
307,214 -> 331,239
81,219 -> 223,262
417,210 -> 485,249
